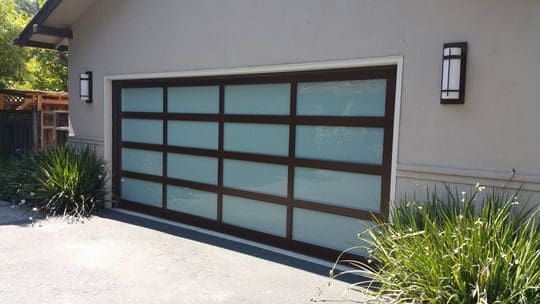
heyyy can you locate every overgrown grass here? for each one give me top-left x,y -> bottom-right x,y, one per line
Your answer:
327,185 -> 539,304
0,145 -> 109,217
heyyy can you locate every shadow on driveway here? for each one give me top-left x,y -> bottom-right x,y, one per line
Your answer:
99,209 -> 363,284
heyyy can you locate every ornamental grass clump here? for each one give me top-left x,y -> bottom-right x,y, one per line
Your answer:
328,185 -> 539,304
0,145 -> 108,218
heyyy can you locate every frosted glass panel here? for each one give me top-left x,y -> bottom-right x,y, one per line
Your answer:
223,195 -> 286,237
168,121 -> 218,150
296,126 -> 383,164
223,160 -> 287,196
167,185 -> 217,220
122,119 -> 163,144
225,83 -> 290,115
121,148 -> 162,176
293,208 -> 375,252
294,167 -> 381,211
224,123 -> 289,156
297,79 -> 386,116
168,153 -> 218,185
168,86 -> 219,113
121,88 -> 163,112
121,178 -> 162,207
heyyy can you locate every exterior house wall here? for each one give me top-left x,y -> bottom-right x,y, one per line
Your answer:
67,0 -> 540,203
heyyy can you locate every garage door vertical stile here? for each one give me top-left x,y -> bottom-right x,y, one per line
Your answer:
286,82 -> 297,240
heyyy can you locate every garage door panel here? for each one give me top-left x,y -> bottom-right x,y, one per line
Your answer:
295,126 -> 384,164
121,148 -> 162,176
297,79 -> 386,117
168,121 -> 218,150
223,159 -> 288,196
121,87 -> 163,112
168,86 -> 219,114
168,153 -> 218,185
122,119 -> 163,144
121,178 -> 162,207
293,167 -> 381,212
224,123 -> 289,156
223,195 -> 286,237
224,83 -> 290,115
292,208 -> 375,252
167,185 -> 217,220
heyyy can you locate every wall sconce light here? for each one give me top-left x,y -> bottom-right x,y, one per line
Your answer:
80,71 -> 92,103
441,42 -> 467,104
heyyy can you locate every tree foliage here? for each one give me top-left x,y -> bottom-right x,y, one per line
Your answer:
0,0 -> 29,89
0,0 -> 67,91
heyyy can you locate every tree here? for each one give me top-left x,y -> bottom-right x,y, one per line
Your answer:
0,0 -> 30,89
25,49 -> 68,91
14,0 -> 39,14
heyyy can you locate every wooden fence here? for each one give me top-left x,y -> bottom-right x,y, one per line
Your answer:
0,110 -> 38,156
0,89 -> 69,157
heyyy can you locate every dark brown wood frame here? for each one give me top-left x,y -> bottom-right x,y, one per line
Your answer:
112,65 -> 397,261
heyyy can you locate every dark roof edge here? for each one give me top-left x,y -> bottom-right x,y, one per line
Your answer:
14,0 -> 67,50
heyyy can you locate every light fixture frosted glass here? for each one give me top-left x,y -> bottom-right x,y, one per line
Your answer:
441,43 -> 467,104
79,71 -> 92,102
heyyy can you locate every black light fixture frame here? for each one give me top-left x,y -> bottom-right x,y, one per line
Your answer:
441,42 -> 467,104
80,71 -> 93,103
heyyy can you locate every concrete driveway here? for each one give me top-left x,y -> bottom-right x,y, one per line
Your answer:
0,202 -> 371,303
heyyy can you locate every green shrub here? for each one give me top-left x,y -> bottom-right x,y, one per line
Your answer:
0,145 -> 108,217
329,185 -> 539,304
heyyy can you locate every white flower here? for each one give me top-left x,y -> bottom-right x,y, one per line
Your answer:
30,192 -> 35,196
29,217 -> 33,221
475,183 -> 486,192
18,199 -> 26,205
32,207 -> 38,211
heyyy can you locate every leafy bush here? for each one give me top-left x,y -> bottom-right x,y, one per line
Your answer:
329,185 -> 539,304
0,145 -> 108,217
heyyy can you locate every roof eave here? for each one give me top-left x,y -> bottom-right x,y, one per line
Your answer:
15,0 -> 71,51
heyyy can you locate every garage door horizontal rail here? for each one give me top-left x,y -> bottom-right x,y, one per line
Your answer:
120,112 -> 387,127
117,65 -> 395,88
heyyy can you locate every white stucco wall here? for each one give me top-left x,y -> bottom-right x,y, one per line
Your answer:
67,0 -> 540,202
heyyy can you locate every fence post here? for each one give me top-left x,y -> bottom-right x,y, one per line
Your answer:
32,110 -> 40,151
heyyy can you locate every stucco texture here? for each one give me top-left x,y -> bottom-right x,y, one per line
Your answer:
67,0 -> 540,199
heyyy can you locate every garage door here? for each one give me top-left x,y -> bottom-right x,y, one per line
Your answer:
113,66 -> 396,259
